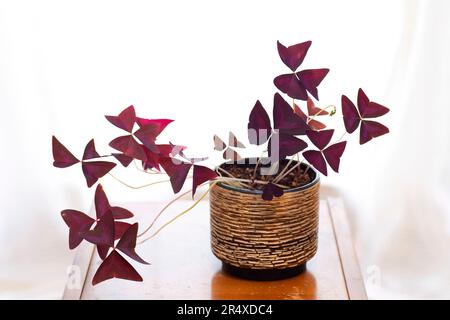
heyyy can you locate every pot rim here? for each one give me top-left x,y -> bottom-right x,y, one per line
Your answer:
215,158 -> 320,195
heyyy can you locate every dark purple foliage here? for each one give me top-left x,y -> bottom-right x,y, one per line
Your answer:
109,135 -> 147,161
105,105 -> 136,133
80,209 -> 115,247
277,40 -> 312,72
192,165 -> 217,197
53,39 -> 390,287
134,124 -> 160,153
92,250 -> 143,285
116,223 -> 149,265
61,210 -> 95,249
342,89 -> 390,144
303,130 -> 347,176
293,101 -> 327,131
82,139 -> 101,160
112,153 -> 134,167
82,161 -> 116,188
274,41 -> 329,101
262,182 -> 284,201
52,136 -> 79,168
247,93 -> 309,160
159,157 -> 192,194
114,221 -> 132,240
52,137 -> 116,187
274,69 -> 329,101
59,183 -> 148,284
269,133 -> 308,159
247,100 -> 272,145
273,93 -> 309,135
159,157 -> 218,196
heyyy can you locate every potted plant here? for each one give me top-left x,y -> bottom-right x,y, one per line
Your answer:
52,40 -> 389,285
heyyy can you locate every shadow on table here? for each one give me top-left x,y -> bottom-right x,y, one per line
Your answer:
209,267 -> 317,300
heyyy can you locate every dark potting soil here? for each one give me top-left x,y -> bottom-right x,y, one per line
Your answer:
219,161 -> 311,190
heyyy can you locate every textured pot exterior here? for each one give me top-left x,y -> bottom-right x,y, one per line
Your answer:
209,167 -> 320,271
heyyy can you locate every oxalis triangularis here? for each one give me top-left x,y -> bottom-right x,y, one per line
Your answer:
53,40 -> 390,285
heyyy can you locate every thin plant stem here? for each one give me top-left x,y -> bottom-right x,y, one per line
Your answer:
273,157 -> 295,183
251,155 -> 263,182
296,153 -> 301,174
137,175 -> 290,243
137,188 -> 195,238
334,131 -> 347,143
216,166 -> 234,178
108,172 -> 192,189
216,167 -> 251,188
133,160 -> 162,175
218,164 -> 290,189
137,181 -> 218,244
303,162 -> 311,177
307,104 -> 336,124
219,177 -> 289,189
98,154 -> 114,159
274,161 -> 303,183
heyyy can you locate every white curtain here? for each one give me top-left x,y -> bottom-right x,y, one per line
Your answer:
341,0 -> 450,299
0,0 -> 448,299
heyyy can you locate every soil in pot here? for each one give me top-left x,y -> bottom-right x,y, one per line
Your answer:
219,159 -> 312,190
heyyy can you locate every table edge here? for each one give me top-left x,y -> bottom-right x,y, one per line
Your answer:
62,197 -> 367,300
327,197 -> 368,300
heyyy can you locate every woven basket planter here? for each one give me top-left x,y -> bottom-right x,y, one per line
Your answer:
210,159 -> 320,280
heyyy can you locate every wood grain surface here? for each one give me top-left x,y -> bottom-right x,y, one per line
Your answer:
62,198 -> 366,300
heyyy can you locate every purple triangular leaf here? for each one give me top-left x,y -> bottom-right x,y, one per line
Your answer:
82,139 -> 101,160
52,136 -> 80,168
269,133 -> 308,159
277,40 -> 312,72
296,69 -> 329,101
109,135 -> 147,161
80,209 -> 115,247
192,165 -> 217,197
323,141 -> 347,173
134,124 -> 160,153
114,221 -> 132,240
360,120 -> 389,145
274,73 -> 309,101
112,153 -> 134,167
247,100 -> 272,145
262,182 -> 284,201
82,161 -> 116,188
92,250 -> 143,285
116,223 -> 150,265
105,105 -> 136,133
305,129 -> 334,150
273,93 -> 309,135
159,157 -> 192,194
303,150 -> 327,176
61,210 -> 95,249
94,184 -> 110,219
111,206 -> 134,220
342,95 -> 361,134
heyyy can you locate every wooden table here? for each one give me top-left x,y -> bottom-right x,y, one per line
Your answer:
63,197 -> 367,300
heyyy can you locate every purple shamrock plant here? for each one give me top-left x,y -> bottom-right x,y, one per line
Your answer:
53,39 -> 390,285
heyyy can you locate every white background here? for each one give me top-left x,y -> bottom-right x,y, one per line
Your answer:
0,0 -> 449,299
